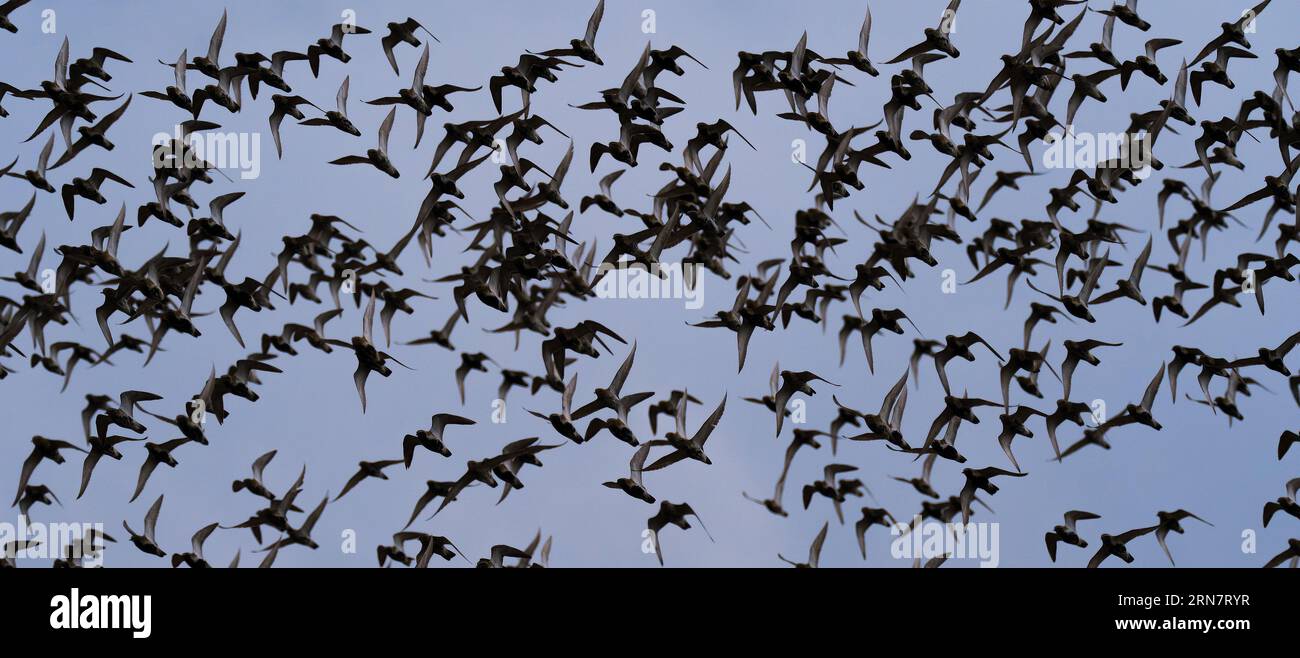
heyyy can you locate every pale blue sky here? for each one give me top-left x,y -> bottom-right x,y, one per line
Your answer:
1,0 -> 1296,567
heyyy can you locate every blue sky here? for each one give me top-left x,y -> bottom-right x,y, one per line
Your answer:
1,0 -> 1297,567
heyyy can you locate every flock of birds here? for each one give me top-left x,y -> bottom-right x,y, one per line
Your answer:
1,0 -> 1300,568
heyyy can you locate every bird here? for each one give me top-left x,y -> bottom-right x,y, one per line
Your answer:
365,43 -> 436,148
48,95 -> 132,170
7,133 -> 56,194
891,452 -> 939,500
402,413 -> 476,466
689,276 -> 777,372
475,543 -> 532,569
1227,329 -> 1300,377
14,436 -> 84,505
129,437 -> 191,503
380,17 -> 438,75
1099,0 -> 1150,32
3,0 -> 1300,574
1154,509 -> 1213,565
300,76 -> 362,137
258,494 -> 329,558
779,521 -> 829,568
1027,250 -> 1110,322
772,367 -> 837,436
268,94 -> 320,158
977,170 -> 1037,212
1118,37 -> 1183,90
307,22 -> 373,77
526,374 -> 584,444
1188,0 -> 1274,66
886,0 -> 962,63
1091,237 -> 1153,306
1262,478 -> 1300,527
232,450 -> 290,504
335,459 -> 404,501
841,369 -> 910,449
428,440 -> 561,518
579,169 -> 627,217
995,405 -> 1046,472
1262,538 -> 1300,568
0,194 -> 38,254
123,494 -> 167,558
854,508 -> 898,560
959,466 -> 1026,524
1105,362 -> 1166,431
1189,46 -> 1256,105
537,0 -> 606,66
1060,338 -> 1123,400
1063,68 -> 1122,128
1280,431 -> 1299,460
1045,510 -> 1101,562
933,331 -> 1003,395
61,168 -> 134,221
329,106 -> 400,178
801,463 -> 859,524
170,522 -> 219,568
603,441 -> 658,504
569,342 -> 653,424
0,0 -> 31,33
641,392 -> 727,471
1088,525 -> 1159,568
384,532 -> 467,568
142,49 -> 193,112
78,430 -> 145,499
403,480 -> 466,529
453,351 -> 495,404
646,501 -> 712,566
325,292 -> 413,412
824,6 -> 878,76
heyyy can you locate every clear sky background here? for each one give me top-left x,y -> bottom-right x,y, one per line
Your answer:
1,0 -> 1297,567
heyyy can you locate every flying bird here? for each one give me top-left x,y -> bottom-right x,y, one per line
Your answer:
1045,510 -> 1101,562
